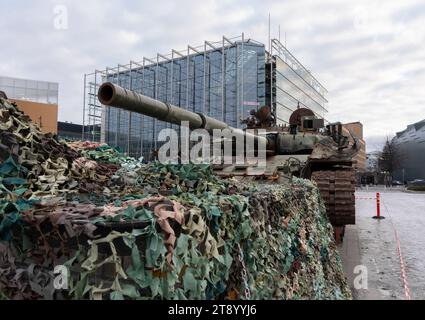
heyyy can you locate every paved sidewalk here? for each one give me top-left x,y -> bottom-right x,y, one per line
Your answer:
338,190 -> 425,300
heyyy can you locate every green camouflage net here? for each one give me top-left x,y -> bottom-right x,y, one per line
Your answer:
0,97 -> 351,300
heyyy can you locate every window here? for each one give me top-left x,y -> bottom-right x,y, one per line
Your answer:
14,87 -> 26,100
49,83 -> 59,91
27,80 -> 38,89
47,90 -> 58,104
0,77 -> 14,86
0,77 -> 58,104
37,81 -> 48,90
14,78 -> 26,88
26,88 -> 39,101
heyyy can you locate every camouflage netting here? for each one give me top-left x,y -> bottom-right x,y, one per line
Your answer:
0,97 -> 351,300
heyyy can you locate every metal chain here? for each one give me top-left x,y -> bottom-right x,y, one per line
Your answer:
236,243 -> 251,300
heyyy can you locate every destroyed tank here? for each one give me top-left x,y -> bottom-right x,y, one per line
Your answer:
98,82 -> 359,241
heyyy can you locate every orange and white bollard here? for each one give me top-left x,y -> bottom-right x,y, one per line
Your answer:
373,192 -> 385,220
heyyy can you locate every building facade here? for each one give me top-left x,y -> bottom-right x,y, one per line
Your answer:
392,119 -> 425,182
366,151 -> 380,172
57,122 -> 84,141
270,40 -> 328,125
84,35 -> 328,159
0,76 -> 59,134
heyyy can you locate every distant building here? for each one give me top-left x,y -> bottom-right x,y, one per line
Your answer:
0,76 -> 58,134
392,119 -> 425,182
57,122 -> 83,141
84,34 -> 328,159
359,151 -> 381,185
366,151 -> 380,172
342,122 -> 366,173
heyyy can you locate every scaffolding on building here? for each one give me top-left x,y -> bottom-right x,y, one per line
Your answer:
269,38 -> 328,123
82,71 -> 105,142
82,34 -> 328,161
82,34 -> 265,144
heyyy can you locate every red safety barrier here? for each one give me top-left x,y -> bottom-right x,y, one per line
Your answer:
373,192 -> 385,220
376,193 -> 381,217
356,193 -> 386,219
356,192 -> 385,220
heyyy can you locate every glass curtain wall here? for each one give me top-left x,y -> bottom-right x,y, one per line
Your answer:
102,40 -> 266,160
0,76 -> 58,105
271,39 -> 328,126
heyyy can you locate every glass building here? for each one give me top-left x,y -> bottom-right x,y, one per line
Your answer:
392,120 -> 425,181
83,35 -> 328,160
270,39 -> 328,125
0,76 -> 58,105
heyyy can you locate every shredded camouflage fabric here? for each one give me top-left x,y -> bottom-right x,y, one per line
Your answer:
0,97 -> 351,300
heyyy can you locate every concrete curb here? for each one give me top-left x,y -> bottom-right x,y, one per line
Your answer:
403,190 -> 425,194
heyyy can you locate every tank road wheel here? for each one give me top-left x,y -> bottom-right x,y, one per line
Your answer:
311,169 -> 356,230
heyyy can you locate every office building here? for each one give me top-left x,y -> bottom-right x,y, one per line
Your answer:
83,34 -> 328,159
0,76 -> 59,134
392,119 -> 425,181
57,122 -> 84,141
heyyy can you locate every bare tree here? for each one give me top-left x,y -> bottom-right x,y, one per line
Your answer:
378,137 -> 405,184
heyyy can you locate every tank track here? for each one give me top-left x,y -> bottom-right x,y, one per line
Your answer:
311,169 -> 356,226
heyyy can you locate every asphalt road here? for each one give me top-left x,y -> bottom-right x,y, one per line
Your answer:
339,189 -> 425,300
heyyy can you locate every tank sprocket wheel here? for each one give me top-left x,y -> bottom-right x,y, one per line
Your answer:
311,169 -> 356,226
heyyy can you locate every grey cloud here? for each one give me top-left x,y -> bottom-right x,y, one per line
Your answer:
0,0 -> 424,152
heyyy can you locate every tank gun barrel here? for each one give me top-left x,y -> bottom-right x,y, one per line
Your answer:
98,82 -> 268,145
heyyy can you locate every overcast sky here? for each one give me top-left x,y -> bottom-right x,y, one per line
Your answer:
1,0 -> 424,151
